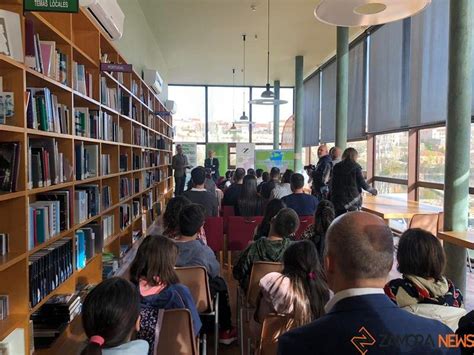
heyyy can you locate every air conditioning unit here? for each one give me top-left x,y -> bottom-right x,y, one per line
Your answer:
143,69 -> 164,95
166,100 -> 177,115
80,0 -> 125,41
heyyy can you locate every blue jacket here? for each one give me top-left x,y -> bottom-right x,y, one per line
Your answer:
278,294 -> 459,355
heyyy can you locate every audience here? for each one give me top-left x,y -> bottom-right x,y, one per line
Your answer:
260,167 -> 280,199
233,208 -> 299,291
223,167 -> 245,206
278,212 -> 456,354
256,168 -> 264,185
257,171 -> 270,193
218,170 -> 233,189
174,204 -> 237,344
330,147 -> 377,217
311,144 -> 332,199
301,200 -> 335,260
282,173 -> 319,216
254,199 -> 287,240
235,175 -> 265,217
247,168 -> 256,177
81,277 -> 149,355
329,146 -> 342,166
253,240 -> 329,337
183,166 -> 218,217
384,228 -> 465,330
130,235 -> 201,353
270,169 -> 294,199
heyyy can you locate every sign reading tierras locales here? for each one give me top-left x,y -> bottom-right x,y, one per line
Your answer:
24,0 -> 79,13
100,63 -> 133,73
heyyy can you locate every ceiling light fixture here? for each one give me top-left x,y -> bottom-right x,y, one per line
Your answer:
240,34 -> 249,121
249,0 -> 287,106
314,0 -> 431,27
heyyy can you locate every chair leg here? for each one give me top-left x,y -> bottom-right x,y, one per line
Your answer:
468,255 -> 472,273
214,293 -> 219,355
228,251 -> 232,272
202,333 -> 207,355
219,251 -> 224,268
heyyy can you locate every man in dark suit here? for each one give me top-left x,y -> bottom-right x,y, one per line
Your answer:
278,212 -> 459,355
204,150 -> 220,182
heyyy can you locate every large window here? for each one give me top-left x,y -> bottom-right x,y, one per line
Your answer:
279,88 -> 295,141
350,140 -> 367,171
168,86 -> 206,142
208,87 -> 250,143
419,187 -> 444,208
471,124 -> 474,187
375,132 -> 409,179
374,181 -> 408,197
419,127 -> 446,183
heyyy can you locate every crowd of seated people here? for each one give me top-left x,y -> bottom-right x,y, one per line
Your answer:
79,147 -> 472,355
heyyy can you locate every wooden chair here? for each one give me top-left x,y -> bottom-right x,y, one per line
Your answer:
408,213 -> 439,235
222,205 -> 235,233
175,266 -> 218,355
204,216 -> 225,265
294,216 -> 314,240
257,314 -> 294,355
227,216 -> 264,271
154,309 -> 198,355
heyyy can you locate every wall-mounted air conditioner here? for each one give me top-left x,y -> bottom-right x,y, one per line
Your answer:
166,100 -> 177,115
80,0 -> 125,41
143,69 -> 164,95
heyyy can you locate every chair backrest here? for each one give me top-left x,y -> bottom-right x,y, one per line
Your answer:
228,216 -> 264,251
294,216 -> 314,240
258,314 -> 294,355
154,309 -> 197,355
222,205 -> 235,232
409,214 -> 439,235
204,216 -> 224,253
246,261 -> 283,307
175,266 -> 212,313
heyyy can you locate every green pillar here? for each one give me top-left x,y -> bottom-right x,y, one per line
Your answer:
294,56 -> 304,172
443,0 -> 472,295
335,26 -> 349,150
273,80 -> 280,150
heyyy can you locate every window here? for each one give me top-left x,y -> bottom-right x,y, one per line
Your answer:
375,132 -> 408,179
374,181 -> 407,197
470,195 -> 474,229
208,87 -> 250,143
350,140 -> 367,171
168,86 -> 206,142
251,104 -> 273,144
419,127 -> 446,183
279,88 -> 294,141
471,124 -> 474,187
418,187 -> 444,208
196,144 -> 206,168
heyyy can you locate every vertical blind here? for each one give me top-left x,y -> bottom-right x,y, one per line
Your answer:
303,73 -> 320,147
348,39 -> 367,140
320,60 -> 336,142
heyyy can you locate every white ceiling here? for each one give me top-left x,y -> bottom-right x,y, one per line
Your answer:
138,0 -> 364,86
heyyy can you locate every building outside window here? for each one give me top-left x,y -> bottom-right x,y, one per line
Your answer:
375,131 -> 408,179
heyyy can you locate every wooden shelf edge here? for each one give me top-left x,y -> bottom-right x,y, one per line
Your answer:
0,314 -> 27,340
0,253 -> 26,272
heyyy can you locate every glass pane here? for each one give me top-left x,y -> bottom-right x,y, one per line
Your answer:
470,195 -> 474,230
196,144 -> 206,167
374,181 -> 407,198
252,104 -> 273,144
208,86 -> 250,143
375,132 -> 409,179
229,153 -> 236,167
349,140 -> 367,171
471,124 -> 474,187
418,187 -> 444,208
168,86 -> 206,142
279,88 -> 294,141
419,127 -> 446,183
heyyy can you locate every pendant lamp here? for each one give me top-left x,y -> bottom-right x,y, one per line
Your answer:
314,0 -> 431,27
239,34 -> 249,121
249,0 -> 287,106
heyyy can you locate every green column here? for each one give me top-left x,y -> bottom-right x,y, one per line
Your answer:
335,26 -> 349,150
294,56 -> 304,172
273,80 -> 280,150
443,0 -> 472,295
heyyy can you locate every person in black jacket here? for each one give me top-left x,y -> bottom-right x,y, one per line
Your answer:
311,144 -> 332,199
330,147 -> 377,217
204,150 -> 220,182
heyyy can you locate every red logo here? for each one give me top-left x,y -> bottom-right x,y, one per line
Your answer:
351,327 -> 376,355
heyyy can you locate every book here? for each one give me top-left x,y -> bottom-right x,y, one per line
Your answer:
0,295 -> 8,321
36,191 -> 71,232
102,215 -> 114,240
74,190 -> 88,225
75,229 -> 86,269
29,137 -> 63,187
27,87 -> 69,133
0,142 -> 20,193
0,92 -> 14,124
76,185 -> 100,218
0,10 -> 24,62
0,233 -> 8,256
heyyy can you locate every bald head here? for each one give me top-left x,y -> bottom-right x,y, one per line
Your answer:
326,212 -> 394,282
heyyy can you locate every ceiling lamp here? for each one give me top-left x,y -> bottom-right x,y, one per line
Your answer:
314,0 -> 431,27
249,0 -> 287,106
240,34 -> 249,121
229,122 -> 238,131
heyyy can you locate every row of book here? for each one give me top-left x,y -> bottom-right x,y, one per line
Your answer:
73,61 -> 93,98
25,19 -> 68,85
0,233 -> 8,256
75,223 -> 102,270
0,295 -> 8,321
0,78 -> 15,125
103,214 -> 115,241
74,108 -> 123,142
102,185 -> 112,210
0,141 -> 21,193
100,77 -> 119,111
119,177 -> 131,200
119,204 -> 130,230
29,238 -> 74,307
75,142 -> 98,180
27,87 -> 69,134
132,151 -> 170,170
74,185 -> 100,225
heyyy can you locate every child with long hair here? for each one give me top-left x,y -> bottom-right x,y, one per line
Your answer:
129,235 -> 202,354
301,199 -> 335,259
81,277 -> 148,355
252,240 -> 329,336
253,199 -> 287,240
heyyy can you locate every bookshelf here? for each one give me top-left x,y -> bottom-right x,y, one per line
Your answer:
0,1 -> 174,353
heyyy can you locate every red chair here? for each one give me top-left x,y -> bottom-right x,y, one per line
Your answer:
227,216 -> 263,270
294,216 -> 314,240
222,205 -> 235,233
204,217 -> 224,265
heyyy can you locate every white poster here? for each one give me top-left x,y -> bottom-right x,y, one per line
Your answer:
176,142 -> 197,168
236,143 -> 255,171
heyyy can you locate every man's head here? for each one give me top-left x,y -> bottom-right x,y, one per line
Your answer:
190,166 -> 206,187
269,208 -> 300,239
176,144 -> 183,155
256,169 -> 263,178
262,172 -> 270,183
179,204 -> 205,237
233,168 -> 246,184
270,167 -> 280,180
325,212 -> 394,293
317,144 -> 328,158
208,150 -> 214,158
247,168 -> 256,177
290,173 -> 305,193
330,146 -> 342,161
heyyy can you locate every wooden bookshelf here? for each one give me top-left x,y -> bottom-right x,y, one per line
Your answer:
0,1 -> 174,353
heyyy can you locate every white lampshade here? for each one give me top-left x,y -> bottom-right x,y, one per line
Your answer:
314,0 -> 431,27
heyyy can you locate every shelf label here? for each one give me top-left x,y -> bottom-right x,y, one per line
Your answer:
24,0 -> 79,13
100,63 -> 133,73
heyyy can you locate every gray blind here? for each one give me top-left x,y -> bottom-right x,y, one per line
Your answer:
368,21 -> 406,133
348,40 -> 367,140
303,73 -> 320,147
320,60 -> 336,142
